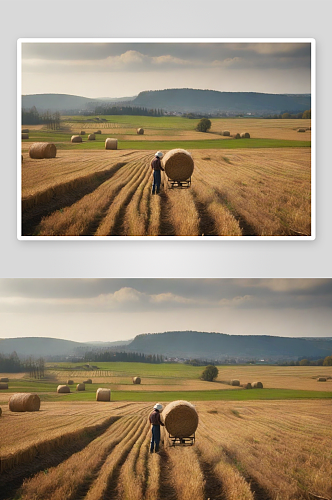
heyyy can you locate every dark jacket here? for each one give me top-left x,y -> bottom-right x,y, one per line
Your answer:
149,409 -> 164,426
151,157 -> 164,171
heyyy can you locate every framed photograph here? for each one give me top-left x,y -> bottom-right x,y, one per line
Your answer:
18,38 -> 315,239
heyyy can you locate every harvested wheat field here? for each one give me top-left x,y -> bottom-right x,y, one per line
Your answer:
22,148 -> 311,237
1,399 -> 331,500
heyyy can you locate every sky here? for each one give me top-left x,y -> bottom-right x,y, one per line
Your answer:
21,42 -> 312,98
0,279 -> 330,342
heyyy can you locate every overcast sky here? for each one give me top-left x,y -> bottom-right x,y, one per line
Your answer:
0,279 -> 330,342
21,42 -> 311,97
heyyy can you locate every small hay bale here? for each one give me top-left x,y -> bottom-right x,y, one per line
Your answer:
88,134 -> 96,141
0,383 -> 8,390
76,383 -> 85,391
222,131 -> 230,136
80,131 -> 86,135
132,377 -> 141,384
297,128 -> 306,132
57,385 -> 70,393
29,142 -> 57,159
95,130 -> 102,134
0,377 -> 9,382
67,380 -> 74,385
162,149 -> 194,182
137,128 -> 144,135
242,383 -> 252,389
0,407 -> 2,417
252,381 -> 263,389
231,379 -> 240,386
161,400 -> 198,438
71,135 -> 82,143
317,377 -> 327,382
234,133 -> 241,139
85,379 -> 92,384
96,388 -> 111,401
240,132 -> 250,138
22,129 -> 29,133
105,138 -> 118,150
9,393 -> 40,412
22,133 -> 29,140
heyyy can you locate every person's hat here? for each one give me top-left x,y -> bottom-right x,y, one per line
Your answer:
155,151 -> 163,158
153,403 -> 163,411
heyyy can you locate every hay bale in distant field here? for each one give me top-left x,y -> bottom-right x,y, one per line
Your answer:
252,381 -> 263,388
0,383 -> 8,390
67,380 -> 74,385
80,131 -> 86,135
105,138 -> 118,150
88,134 -> 96,141
0,407 -> 2,417
137,128 -> 144,135
222,131 -> 230,136
162,149 -> 194,182
22,133 -> 29,140
132,377 -> 141,384
317,377 -> 327,382
240,132 -> 250,138
0,377 -> 9,382
95,130 -> 102,134
242,383 -> 252,389
234,133 -> 241,139
96,388 -> 111,401
76,383 -> 85,391
9,393 -> 40,412
86,378 -> 92,384
231,379 -> 240,386
161,400 -> 198,438
22,129 -> 29,133
29,142 -> 57,159
57,385 -> 70,393
71,135 -> 82,143
297,128 -> 306,132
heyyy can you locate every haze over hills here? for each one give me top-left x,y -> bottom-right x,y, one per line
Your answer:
1,332 -> 331,361
22,89 -> 311,115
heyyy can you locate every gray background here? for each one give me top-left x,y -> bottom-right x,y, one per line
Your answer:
2,0 -> 330,278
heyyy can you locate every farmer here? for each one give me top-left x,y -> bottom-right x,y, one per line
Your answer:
151,151 -> 164,194
149,403 -> 164,453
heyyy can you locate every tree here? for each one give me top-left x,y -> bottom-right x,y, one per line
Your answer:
282,113 -> 291,119
201,364 -> 218,381
299,359 -> 310,366
323,355 -> 332,366
196,118 -> 211,133
302,109 -> 311,119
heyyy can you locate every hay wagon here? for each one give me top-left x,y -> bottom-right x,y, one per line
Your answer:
162,400 -> 198,447
163,149 -> 194,189
168,432 -> 195,446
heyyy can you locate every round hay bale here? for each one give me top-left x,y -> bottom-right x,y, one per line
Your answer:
0,377 -> 9,382
161,400 -> 198,438
95,130 -> 102,134
22,133 -> 29,140
252,381 -> 263,389
80,131 -> 86,135
105,138 -> 118,150
57,385 -> 70,393
234,133 -> 241,139
0,383 -> 8,390
85,379 -> 92,384
0,407 -> 2,417
67,379 -> 74,385
71,135 -> 82,143
317,377 -> 327,382
21,155 -> 23,162
29,142 -> 57,159
297,128 -> 306,132
9,393 -> 40,412
240,132 -> 250,138
132,377 -> 141,384
76,383 -> 85,391
222,131 -> 230,136
137,128 -> 144,135
162,149 -> 194,182
88,134 -> 96,141
96,388 -> 111,401
231,379 -> 240,386
22,129 -> 29,133
242,383 -> 252,389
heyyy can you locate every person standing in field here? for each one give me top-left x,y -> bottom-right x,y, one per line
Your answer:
151,151 -> 164,194
149,403 -> 164,453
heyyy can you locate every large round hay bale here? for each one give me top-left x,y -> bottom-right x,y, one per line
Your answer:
96,388 -> 111,401
317,377 -> 327,382
132,377 -> 141,384
161,400 -> 198,438
71,135 -> 82,143
80,131 -> 86,135
29,142 -> 57,159
0,383 -> 8,390
234,133 -> 241,139
162,149 -> 194,182
230,379 -> 240,386
9,393 -> 40,412
242,383 -> 252,389
297,128 -> 306,132
22,133 -> 29,140
88,134 -> 96,141
67,379 -> 74,385
137,128 -> 144,135
252,381 -> 263,389
105,138 -> 118,150
222,131 -> 230,136
22,129 -> 29,133
240,132 -> 250,138
0,377 -> 9,382
57,385 -> 70,393
76,383 -> 85,391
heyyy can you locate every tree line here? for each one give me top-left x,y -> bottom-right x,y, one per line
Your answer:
22,107 -> 61,129
94,105 -> 164,117
0,352 -> 45,377
83,350 -> 164,364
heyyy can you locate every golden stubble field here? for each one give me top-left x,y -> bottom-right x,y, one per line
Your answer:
21,147 -> 311,237
1,399 -> 331,500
